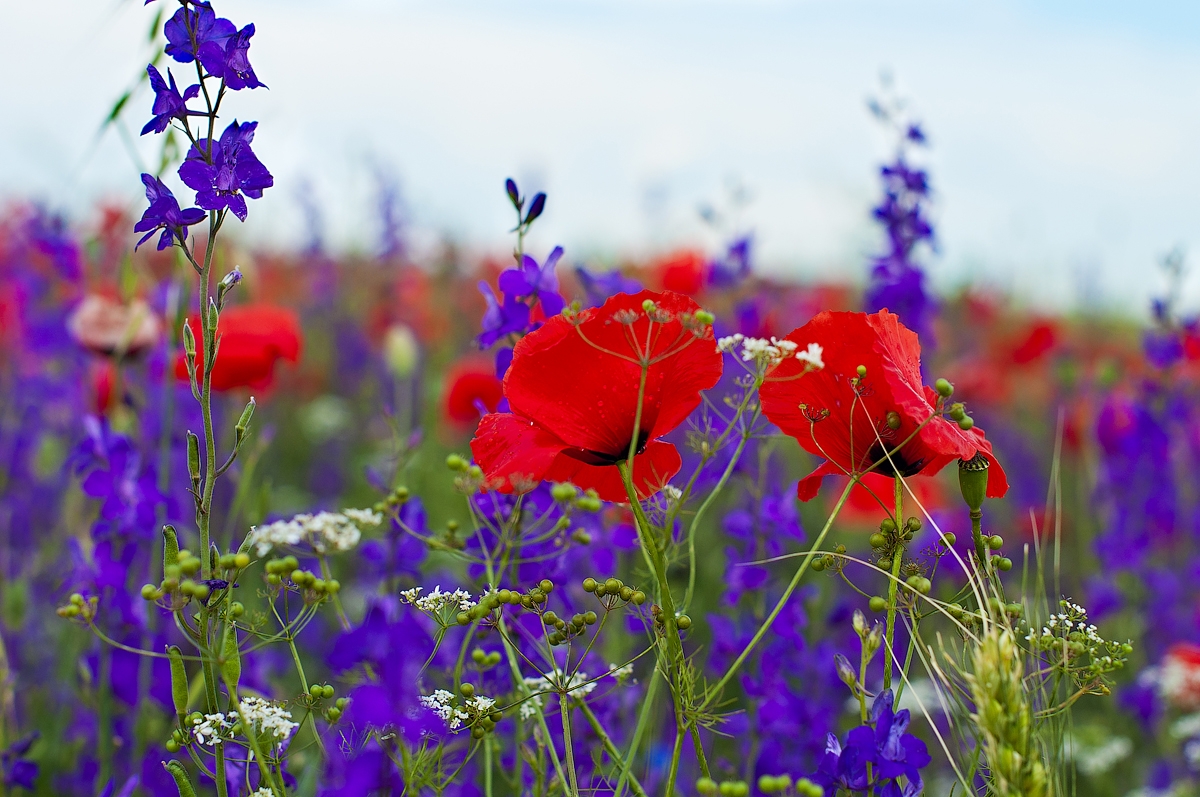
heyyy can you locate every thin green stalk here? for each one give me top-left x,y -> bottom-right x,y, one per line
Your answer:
579,702 -> 649,797
665,726 -> 685,796
615,668 -> 659,797
883,476 -> 904,691
559,697 -> 580,797
702,479 -> 856,710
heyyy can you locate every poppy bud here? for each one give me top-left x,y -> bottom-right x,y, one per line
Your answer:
168,645 -> 189,720
935,378 -> 953,398
958,453 -> 989,513
505,178 -> 521,209
523,192 -> 546,225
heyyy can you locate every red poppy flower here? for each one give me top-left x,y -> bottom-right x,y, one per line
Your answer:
470,290 -> 722,502
759,310 -> 1008,501
654,249 -> 707,295
443,358 -> 503,425
174,304 -> 302,392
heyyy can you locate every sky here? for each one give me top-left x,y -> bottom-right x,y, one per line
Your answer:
3,0 -> 1200,312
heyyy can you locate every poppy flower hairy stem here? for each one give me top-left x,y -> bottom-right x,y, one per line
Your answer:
883,475 -> 905,691
701,478 -> 857,711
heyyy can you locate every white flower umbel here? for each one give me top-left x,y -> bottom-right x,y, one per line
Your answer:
191,712 -> 233,746
739,336 -> 798,369
239,695 -> 299,743
420,689 -> 456,724
248,507 -> 381,557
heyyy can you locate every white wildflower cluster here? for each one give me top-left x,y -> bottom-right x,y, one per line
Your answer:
717,334 -> 824,372
609,662 -> 634,684
251,789 -> 275,797
420,689 -> 499,731
1069,733 -> 1133,776
1025,599 -> 1132,684
239,695 -> 299,742
1026,600 -> 1103,647
401,585 -> 476,615
191,712 -> 232,746
248,507 -> 382,557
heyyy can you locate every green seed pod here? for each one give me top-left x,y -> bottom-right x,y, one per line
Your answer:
233,553 -> 250,569
460,682 -> 475,697
322,684 -> 334,699
619,586 -> 634,601
310,683 -> 323,697
696,777 -> 719,795
906,517 -> 922,532
880,518 -> 897,534
869,596 -> 888,613
583,611 -> 598,625
856,364 -> 867,377
456,612 -> 471,626
222,629 -> 241,692
868,533 -> 887,548
958,453 -> 989,513
958,416 -> 975,431
539,579 -> 554,593
604,578 -> 621,593
988,535 -> 1004,549
162,525 -> 180,576
163,759 -> 197,797
186,432 -> 200,484
810,557 -> 826,572
471,725 -> 486,739
141,584 -> 159,601
446,454 -> 469,471
885,411 -> 902,430
935,377 -> 954,397
472,648 -> 486,664
877,558 -> 892,571
167,645 -> 189,720
996,556 -> 1013,571
235,397 -> 256,439
676,614 -> 693,630
940,532 -> 957,547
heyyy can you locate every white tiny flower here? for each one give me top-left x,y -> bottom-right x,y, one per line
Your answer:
343,507 -> 384,527
795,342 -> 825,370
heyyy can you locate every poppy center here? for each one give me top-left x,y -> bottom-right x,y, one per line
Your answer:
865,442 -> 926,478
561,430 -> 651,467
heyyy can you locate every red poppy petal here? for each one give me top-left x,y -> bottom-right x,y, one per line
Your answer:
983,450 -> 1009,498
504,290 -> 720,457
470,413 -> 566,493
796,460 -> 844,502
545,440 -> 682,503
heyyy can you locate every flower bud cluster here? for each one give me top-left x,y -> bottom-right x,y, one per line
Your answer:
56,592 -> 98,622
420,685 -> 503,738
1025,599 -> 1131,685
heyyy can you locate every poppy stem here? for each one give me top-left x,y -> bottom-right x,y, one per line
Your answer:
883,475 -> 905,691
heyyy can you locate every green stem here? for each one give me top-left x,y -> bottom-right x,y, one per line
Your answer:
665,726 -> 685,796
579,702 -> 649,797
559,696 -> 580,797
702,479 -> 856,710
883,476 -> 904,691
615,667 -> 659,797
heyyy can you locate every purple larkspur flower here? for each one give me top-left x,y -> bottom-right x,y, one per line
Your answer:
133,174 -> 205,251
163,3 -> 235,64
811,690 -> 929,797
707,235 -> 753,288
198,23 -> 266,90
178,121 -> 273,221
498,246 -> 565,316
140,65 -> 200,136
1,734 -> 38,789
576,265 -> 642,308
477,283 -> 531,348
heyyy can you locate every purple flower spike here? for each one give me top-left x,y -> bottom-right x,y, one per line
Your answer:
133,174 -> 206,250
164,3 -> 236,64
178,120 -> 274,221
198,23 -> 266,90
140,65 -> 200,136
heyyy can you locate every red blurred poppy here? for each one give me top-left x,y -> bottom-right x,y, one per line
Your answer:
1010,321 -> 1057,364
443,358 -> 503,425
471,290 -> 722,502
654,249 -> 707,295
1161,643 -> 1200,709
759,310 -> 1008,501
90,358 -> 115,415
174,304 -> 302,392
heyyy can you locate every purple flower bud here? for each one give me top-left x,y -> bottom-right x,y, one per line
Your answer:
505,178 -> 520,209
523,192 -> 546,225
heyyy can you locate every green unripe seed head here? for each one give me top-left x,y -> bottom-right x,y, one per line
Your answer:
582,577 -> 597,593
631,590 -> 646,605
460,682 -> 475,697
676,614 -> 693,630
141,584 -> 159,600
869,596 -> 888,612
935,378 -> 953,397
696,778 -> 719,795
456,612 -> 471,626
